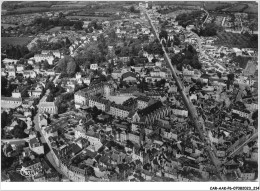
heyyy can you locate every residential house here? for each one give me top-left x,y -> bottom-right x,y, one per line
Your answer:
3,58 -> 18,65
12,89 -> 22,98
34,54 -> 54,65
240,172 -> 255,181
22,158 -> 43,177
41,50 -> 61,58
23,70 -> 37,78
8,68 -> 16,78
29,137 -> 44,155
28,85 -> 43,98
16,64 -> 25,72
90,64 -> 98,70
232,48 -> 242,56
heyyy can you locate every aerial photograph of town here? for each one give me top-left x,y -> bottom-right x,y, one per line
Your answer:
1,0 -> 259,188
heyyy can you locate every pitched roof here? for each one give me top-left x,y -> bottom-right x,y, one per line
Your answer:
136,96 -> 150,102
1,97 -> 22,102
29,137 -> 41,147
71,143 -> 82,155
138,101 -> 163,117
121,72 -> 137,80
89,96 -> 110,105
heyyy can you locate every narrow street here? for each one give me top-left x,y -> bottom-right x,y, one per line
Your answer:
227,132 -> 258,159
33,112 -> 66,177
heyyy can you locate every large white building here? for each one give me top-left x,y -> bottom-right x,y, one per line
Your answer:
41,50 -> 61,58
89,96 -> 110,112
109,104 -> 131,119
34,54 -> 55,65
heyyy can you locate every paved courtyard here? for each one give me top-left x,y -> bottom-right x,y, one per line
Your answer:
105,95 -> 136,104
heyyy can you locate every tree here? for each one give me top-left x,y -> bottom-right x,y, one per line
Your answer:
79,43 -> 104,64
108,29 -> 117,43
227,73 -> 235,82
217,72 -> 222,79
11,122 -> 28,139
252,110 -> 258,120
74,21 -> 83,30
130,5 -> 135,13
1,76 -> 8,96
1,150 -> 15,170
159,29 -> 168,40
55,56 -> 78,77
128,57 -> 135,66
46,93 -> 55,102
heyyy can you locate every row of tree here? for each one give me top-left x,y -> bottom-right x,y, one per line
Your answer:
33,37 -> 71,51
33,17 -> 83,30
3,44 -> 30,60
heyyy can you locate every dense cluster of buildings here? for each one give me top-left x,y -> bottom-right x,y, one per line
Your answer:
1,2 -> 258,182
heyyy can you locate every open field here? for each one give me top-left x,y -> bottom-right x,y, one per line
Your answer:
48,27 -> 62,33
1,23 -> 19,29
96,7 -> 122,13
156,1 -> 204,6
9,7 -> 50,12
167,9 -> 194,17
67,15 -> 111,21
243,3 -> 258,14
1,37 -> 33,46
105,95 -> 136,105
214,31 -> 257,49
204,2 -> 229,11
223,4 -> 248,12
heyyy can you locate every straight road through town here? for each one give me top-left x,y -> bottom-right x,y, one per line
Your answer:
144,9 -> 225,181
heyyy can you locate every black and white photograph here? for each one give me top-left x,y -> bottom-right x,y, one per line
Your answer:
1,0 -> 259,190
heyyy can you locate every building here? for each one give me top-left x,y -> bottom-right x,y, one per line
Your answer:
8,68 -> 16,78
241,172 -> 255,180
41,50 -> 61,58
232,48 -> 242,56
34,54 -> 54,65
12,89 -> 22,98
16,64 -> 25,72
29,137 -> 44,155
232,109 -> 251,119
1,173 -> 10,182
89,96 -> 110,112
243,60 -> 257,76
39,99 -> 58,115
22,158 -> 43,178
136,96 -> 150,110
74,83 -> 105,108
109,103 -> 131,119
90,64 -> 98,70
23,70 -> 37,78
28,86 -> 43,98
3,58 -> 19,65
133,101 -> 169,124
122,72 -> 137,82
1,97 -> 22,109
